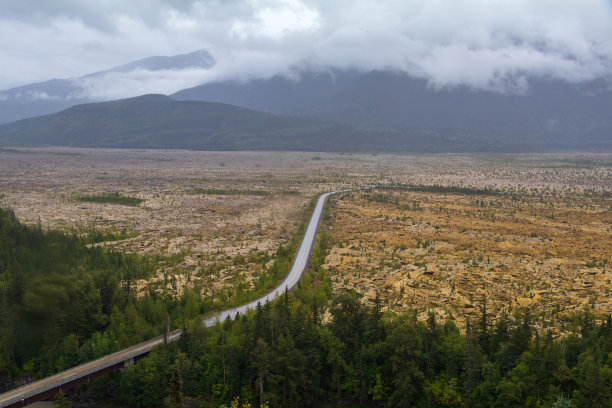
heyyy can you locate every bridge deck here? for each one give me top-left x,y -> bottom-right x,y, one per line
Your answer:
0,331 -> 181,407
1,191 -> 339,407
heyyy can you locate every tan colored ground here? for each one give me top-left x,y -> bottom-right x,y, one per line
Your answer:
0,148 -> 340,299
1,148 -> 610,321
324,188 -> 611,332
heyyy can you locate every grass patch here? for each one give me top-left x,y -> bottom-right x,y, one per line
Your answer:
191,188 -> 269,196
78,227 -> 138,244
381,184 -> 502,196
77,192 -> 144,206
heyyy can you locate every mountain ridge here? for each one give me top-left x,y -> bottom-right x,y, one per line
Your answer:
0,94 -> 350,151
0,50 -> 215,124
172,69 -> 612,152
0,93 -> 609,152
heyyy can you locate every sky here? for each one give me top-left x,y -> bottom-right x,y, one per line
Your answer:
1,0 -> 611,98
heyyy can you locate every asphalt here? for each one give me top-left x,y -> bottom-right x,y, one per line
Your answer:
0,190 -> 339,407
202,191 -> 335,326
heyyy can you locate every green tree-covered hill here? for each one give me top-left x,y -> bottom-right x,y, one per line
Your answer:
0,94 -> 579,152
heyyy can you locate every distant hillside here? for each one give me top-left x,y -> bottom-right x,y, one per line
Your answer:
0,95 -> 330,150
0,93 -> 608,152
0,50 -> 215,124
173,70 -> 612,152
0,94 -> 532,152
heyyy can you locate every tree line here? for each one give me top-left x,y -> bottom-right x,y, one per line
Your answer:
0,207 -> 173,379
100,216 -> 610,408
1,204 -> 611,407
110,290 -> 611,408
0,196 -> 317,384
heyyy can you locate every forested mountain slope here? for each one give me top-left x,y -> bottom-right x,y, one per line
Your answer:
173,70 -> 612,152
1,93 -> 601,152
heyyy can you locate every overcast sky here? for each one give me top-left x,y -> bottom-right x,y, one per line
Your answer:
1,0 -> 611,97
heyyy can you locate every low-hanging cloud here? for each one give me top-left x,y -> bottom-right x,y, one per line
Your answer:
74,68 -> 218,100
1,0 -> 611,97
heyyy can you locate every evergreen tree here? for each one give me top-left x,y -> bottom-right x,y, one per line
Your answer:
165,364 -> 184,408
53,390 -> 72,408
478,297 -> 491,355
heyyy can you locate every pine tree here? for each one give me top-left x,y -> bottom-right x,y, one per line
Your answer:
464,319 -> 479,404
165,364 -> 184,408
53,390 -> 72,408
478,297 -> 490,355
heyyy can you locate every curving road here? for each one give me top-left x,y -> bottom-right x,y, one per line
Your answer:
0,190 -> 341,407
202,191 -> 338,326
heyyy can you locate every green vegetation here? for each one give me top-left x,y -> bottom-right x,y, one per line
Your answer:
200,197 -> 320,312
191,188 -> 269,196
0,195 -> 319,385
383,184 -> 502,196
81,199 -> 612,407
76,192 -> 144,206
78,227 -> 138,244
111,270 -> 612,408
3,197 -> 611,407
0,208 -> 184,379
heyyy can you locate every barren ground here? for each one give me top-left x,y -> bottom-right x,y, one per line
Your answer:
1,148 -> 610,328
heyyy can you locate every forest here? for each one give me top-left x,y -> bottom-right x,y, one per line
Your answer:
1,206 -> 611,407
112,292 -> 611,408
0,206 -> 180,379
0,200 -> 315,383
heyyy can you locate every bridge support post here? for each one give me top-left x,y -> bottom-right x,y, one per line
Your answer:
164,315 -> 169,345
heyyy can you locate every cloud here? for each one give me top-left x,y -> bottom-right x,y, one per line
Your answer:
0,0 -> 611,95
231,0 -> 321,40
74,68 -> 218,100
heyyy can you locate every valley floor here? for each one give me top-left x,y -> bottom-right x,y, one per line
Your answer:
1,148 -> 610,331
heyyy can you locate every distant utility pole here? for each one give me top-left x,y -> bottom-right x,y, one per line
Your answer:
164,315 -> 170,345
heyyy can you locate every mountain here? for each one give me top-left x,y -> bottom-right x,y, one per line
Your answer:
0,94 -> 550,152
0,50 -> 215,124
4,50 -> 609,152
84,49 -> 214,76
0,94 -> 345,151
0,92 -> 603,153
172,70 -> 612,152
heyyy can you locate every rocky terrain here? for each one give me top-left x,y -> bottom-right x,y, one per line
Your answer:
324,179 -> 611,334
0,148 -> 340,301
1,148 -> 610,331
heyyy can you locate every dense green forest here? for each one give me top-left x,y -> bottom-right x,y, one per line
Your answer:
109,291 -> 612,408
0,197 -> 316,383
1,205 -> 611,408
91,222 -> 611,408
110,293 -> 612,408
0,207 -> 165,377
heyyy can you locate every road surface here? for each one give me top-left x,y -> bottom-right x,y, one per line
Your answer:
0,190 -> 339,407
202,191 -> 336,326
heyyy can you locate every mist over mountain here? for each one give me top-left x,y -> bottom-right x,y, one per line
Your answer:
172,69 -> 612,152
1,50 -> 610,152
85,49 -> 214,75
0,50 -> 215,124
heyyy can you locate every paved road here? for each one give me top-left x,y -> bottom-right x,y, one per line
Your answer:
203,191 -> 337,326
0,330 -> 182,407
0,190 -> 339,407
